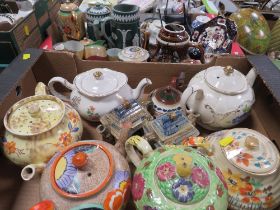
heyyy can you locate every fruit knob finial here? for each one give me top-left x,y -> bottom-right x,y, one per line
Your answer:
72,152 -> 88,168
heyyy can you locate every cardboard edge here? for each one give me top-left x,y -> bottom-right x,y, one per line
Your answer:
0,48 -> 43,105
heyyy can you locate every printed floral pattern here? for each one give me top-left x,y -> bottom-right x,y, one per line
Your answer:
239,183 -> 262,204
236,152 -> 253,167
132,173 -> 145,201
191,167 -> 210,188
216,167 -> 227,189
104,189 -> 124,210
156,162 -> 176,181
68,111 -> 80,123
59,132 -> 73,147
87,106 -> 100,121
173,153 -> 192,165
2,138 -> 25,157
172,178 -> 194,203
217,184 -> 224,197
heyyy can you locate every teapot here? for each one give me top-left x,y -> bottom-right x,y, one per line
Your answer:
2,83 -> 82,172
206,128 -> 280,210
180,66 -> 257,130
29,140 -> 131,210
125,135 -> 228,210
48,68 -> 151,121
57,0 -> 85,41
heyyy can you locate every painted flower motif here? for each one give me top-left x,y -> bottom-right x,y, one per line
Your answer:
63,26 -> 71,34
156,162 -> 176,181
217,184 -> 224,197
223,169 -> 244,194
4,141 -> 16,154
143,206 -> 158,210
104,189 -> 124,210
172,178 -> 195,203
68,111 -> 79,123
265,195 -> 274,207
119,179 -> 131,203
216,167 -> 227,189
208,161 -> 214,170
236,152 -> 253,167
59,132 -> 73,146
191,167 -> 210,188
239,183 -> 262,204
132,173 -> 145,201
87,106 -> 100,121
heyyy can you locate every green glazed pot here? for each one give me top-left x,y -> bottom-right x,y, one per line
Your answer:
125,136 -> 228,210
230,8 -> 270,54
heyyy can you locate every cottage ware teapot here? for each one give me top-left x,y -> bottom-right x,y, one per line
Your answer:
125,135 -> 228,210
48,68 -> 152,121
57,0 -> 85,41
2,83 -> 82,173
206,128 -> 280,210
180,66 -> 257,130
31,140 -> 131,210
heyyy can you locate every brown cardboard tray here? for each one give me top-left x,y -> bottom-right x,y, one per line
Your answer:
0,49 -> 280,210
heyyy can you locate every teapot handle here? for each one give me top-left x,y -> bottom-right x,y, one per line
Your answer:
125,135 -> 153,167
100,17 -> 115,48
48,77 -> 74,102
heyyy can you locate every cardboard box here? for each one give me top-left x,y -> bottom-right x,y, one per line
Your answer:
0,49 -> 280,209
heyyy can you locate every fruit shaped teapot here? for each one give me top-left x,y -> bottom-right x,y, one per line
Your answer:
180,66 -> 257,130
48,68 -> 152,121
30,140 -> 131,210
206,128 -> 280,210
125,135 -> 228,210
2,83 -> 82,176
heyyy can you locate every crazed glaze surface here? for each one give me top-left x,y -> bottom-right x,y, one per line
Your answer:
40,140 -> 131,210
207,128 -> 280,210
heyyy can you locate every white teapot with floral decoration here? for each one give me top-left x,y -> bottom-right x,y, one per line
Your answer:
206,128 -> 280,210
2,83 -> 82,177
180,66 -> 257,130
48,68 -> 152,121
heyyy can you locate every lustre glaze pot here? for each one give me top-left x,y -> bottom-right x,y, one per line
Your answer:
125,136 -> 228,210
37,140 -> 131,210
57,0 -> 85,41
206,128 -> 280,210
180,66 -> 257,130
48,68 -> 152,121
2,83 -> 82,176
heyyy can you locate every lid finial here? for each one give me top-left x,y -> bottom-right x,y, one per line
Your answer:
72,152 -> 88,168
28,104 -> 41,117
245,136 -> 259,150
223,66 -> 234,76
94,71 -> 103,80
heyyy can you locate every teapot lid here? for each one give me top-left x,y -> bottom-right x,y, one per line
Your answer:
4,95 -> 65,136
221,128 -> 280,175
118,46 -> 149,62
74,68 -> 128,97
60,1 -> 78,12
50,142 -> 114,198
148,146 -> 224,205
204,66 -> 248,95
155,86 -> 181,105
86,3 -> 111,16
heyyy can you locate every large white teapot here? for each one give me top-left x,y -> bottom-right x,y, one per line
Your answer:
48,68 -> 152,121
180,66 -> 257,130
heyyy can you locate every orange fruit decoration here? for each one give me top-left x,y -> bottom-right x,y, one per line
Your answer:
29,200 -> 55,210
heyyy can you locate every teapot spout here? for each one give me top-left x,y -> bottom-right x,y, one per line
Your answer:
132,78 -> 152,100
246,68 -> 257,87
21,163 -> 46,181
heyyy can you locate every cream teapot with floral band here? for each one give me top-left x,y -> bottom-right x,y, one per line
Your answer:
180,66 -> 257,130
48,68 -> 152,121
125,135 -> 228,210
206,128 -> 280,210
2,83 -> 82,178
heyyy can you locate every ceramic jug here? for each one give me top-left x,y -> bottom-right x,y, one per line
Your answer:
86,3 -> 111,41
29,140 -> 131,210
125,135 -> 228,210
57,0 -> 85,41
2,83 -> 82,173
48,68 -> 152,121
101,4 -> 140,49
206,128 -> 280,210
179,66 -> 257,130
